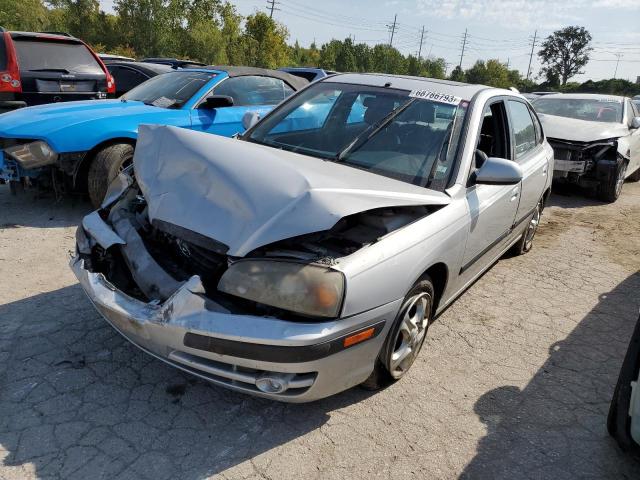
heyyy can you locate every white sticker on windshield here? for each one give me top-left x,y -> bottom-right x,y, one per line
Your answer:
151,96 -> 175,108
597,98 -> 622,103
409,90 -> 462,105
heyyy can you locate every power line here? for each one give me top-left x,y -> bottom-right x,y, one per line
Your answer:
613,53 -> 623,78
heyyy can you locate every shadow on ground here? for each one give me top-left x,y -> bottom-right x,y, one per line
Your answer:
0,285 -> 373,479
0,185 -> 89,229
460,272 -> 640,479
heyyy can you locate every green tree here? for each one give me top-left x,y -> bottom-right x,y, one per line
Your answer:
538,26 -> 592,85
114,0 -> 170,57
242,12 -> 289,68
335,38 -> 356,72
0,0 -> 48,31
449,65 -> 465,82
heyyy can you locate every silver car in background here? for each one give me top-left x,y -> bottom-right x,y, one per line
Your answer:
71,74 -> 553,402
533,93 -> 640,202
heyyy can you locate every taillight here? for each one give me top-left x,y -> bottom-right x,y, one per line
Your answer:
106,73 -> 116,94
0,32 -> 21,93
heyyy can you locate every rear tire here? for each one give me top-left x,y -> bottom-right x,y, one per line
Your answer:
360,277 -> 434,390
628,166 -> 640,182
598,158 -> 627,203
510,199 -> 542,256
87,143 -> 134,208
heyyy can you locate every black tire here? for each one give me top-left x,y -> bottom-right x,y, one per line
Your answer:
360,277 -> 434,390
87,143 -> 134,208
598,158 -> 627,203
510,199 -> 543,256
628,165 -> 640,183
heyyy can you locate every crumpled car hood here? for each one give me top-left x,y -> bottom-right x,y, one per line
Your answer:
539,113 -> 629,142
134,125 -> 451,257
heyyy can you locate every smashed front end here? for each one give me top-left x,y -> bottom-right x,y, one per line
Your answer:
70,125 -> 445,401
549,137 -> 623,188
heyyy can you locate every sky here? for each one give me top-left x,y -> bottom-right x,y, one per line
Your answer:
99,0 -> 640,82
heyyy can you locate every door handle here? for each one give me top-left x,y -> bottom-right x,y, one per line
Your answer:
510,190 -> 519,202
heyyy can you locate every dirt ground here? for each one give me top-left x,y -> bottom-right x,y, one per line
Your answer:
0,181 -> 639,480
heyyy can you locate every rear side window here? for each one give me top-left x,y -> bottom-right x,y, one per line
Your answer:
0,37 -> 7,71
13,39 -> 103,75
214,76 -> 294,106
108,66 -> 148,95
507,100 -> 537,159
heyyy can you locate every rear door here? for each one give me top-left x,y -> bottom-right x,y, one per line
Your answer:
13,36 -> 107,105
506,99 -> 550,224
190,76 -> 294,136
625,99 -> 640,176
460,98 -> 520,278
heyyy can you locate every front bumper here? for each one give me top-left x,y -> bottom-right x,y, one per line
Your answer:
71,254 -> 399,402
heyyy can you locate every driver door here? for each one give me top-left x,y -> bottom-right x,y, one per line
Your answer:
461,99 -> 520,279
190,76 -> 293,137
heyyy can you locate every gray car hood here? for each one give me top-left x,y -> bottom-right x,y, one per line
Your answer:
539,113 -> 629,142
134,125 -> 450,257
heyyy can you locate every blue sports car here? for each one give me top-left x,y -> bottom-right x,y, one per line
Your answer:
0,66 -> 307,206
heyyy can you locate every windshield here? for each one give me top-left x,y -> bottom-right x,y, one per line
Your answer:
13,39 -> 103,74
122,71 -> 215,109
534,97 -> 623,123
246,82 -> 468,190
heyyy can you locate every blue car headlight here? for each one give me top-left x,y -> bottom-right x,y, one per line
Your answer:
218,260 -> 345,318
5,141 -> 58,170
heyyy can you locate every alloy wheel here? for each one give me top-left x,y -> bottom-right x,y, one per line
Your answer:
388,292 -> 430,379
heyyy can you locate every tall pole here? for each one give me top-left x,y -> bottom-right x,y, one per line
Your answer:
388,14 -> 397,47
267,0 -> 280,18
526,30 -> 537,81
418,26 -> 425,60
614,53 -> 623,79
458,28 -> 467,69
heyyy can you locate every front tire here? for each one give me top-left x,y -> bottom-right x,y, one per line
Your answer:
87,143 -> 134,208
360,278 -> 434,390
598,158 -> 627,203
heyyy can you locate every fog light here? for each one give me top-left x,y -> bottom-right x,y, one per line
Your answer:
256,373 -> 290,394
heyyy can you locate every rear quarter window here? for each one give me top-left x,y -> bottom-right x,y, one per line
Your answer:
13,38 -> 103,75
0,37 -> 6,70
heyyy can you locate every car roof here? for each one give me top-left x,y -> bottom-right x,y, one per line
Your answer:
322,73 -> 489,100
200,65 -> 310,90
539,93 -> 625,101
106,61 -> 173,75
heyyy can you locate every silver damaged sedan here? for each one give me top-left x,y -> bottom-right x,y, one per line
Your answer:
71,74 -> 553,402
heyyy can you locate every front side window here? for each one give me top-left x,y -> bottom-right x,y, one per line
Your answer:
213,76 -> 294,106
13,39 -> 103,74
122,71 -> 214,108
508,100 -> 537,159
246,82 -> 468,191
534,97 -> 624,124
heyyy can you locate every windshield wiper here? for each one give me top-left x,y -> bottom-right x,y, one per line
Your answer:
28,68 -> 71,73
335,98 -> 416,161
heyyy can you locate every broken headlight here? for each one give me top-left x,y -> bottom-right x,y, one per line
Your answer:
218,260 -> 345,318
4,141 -> 58,170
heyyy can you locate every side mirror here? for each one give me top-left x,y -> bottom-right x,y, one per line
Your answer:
631,117 -> 640,129
200,95 -> 234,109
475,157 -> 523,185
242,111 -> 261,130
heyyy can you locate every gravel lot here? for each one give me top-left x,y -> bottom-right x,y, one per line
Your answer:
1,182 -> 639,479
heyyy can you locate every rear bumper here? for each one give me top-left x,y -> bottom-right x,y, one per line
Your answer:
0,100 -> 27,114
71,252 -> 398,402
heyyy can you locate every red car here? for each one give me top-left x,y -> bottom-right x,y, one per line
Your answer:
0,28 -> 115,113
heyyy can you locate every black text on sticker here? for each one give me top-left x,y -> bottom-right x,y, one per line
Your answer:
409,90 -> 461,105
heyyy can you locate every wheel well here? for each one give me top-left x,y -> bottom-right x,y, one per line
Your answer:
423,263 -> 448,314
73,137 -> 136,192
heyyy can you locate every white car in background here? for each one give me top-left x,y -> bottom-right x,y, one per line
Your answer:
533,93 -> 640,202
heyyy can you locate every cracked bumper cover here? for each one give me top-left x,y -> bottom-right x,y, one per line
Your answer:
71,223 -> 398,402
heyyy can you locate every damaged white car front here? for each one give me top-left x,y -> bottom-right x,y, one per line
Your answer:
533,94 -> 640,202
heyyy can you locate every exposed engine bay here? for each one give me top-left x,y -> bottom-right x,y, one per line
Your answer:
549,137 -> 624,186
81,183 -> 433,317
